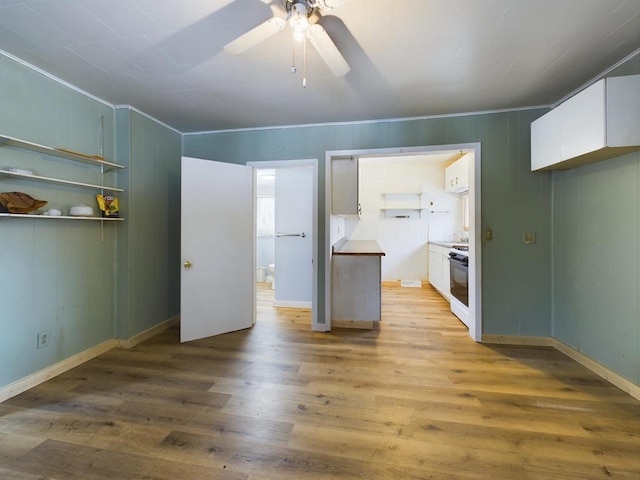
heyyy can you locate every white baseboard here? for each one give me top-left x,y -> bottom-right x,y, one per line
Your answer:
482,334 -> 640,402
272,300 -> 312,309
0,316 -> 181,403
116,315 -> 180,349
0,339 -> 118,403
552,338 -> 640,402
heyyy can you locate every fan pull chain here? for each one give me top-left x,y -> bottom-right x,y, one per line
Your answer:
291,40 -> 297,74
302,34 -> 307,88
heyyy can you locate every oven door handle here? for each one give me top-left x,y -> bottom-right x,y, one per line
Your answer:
449,256 -> 467,265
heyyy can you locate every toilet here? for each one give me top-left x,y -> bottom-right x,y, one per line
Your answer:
268,263 -> 275,290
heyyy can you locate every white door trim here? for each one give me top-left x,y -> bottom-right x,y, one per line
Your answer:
248,159 -> 319,331
325,144 -> 482,341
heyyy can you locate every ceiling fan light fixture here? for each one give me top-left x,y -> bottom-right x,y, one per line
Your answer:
289,2 -> 311,32
225,0 -> 350,87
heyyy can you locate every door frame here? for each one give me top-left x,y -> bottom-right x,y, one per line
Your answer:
324,143 -> 482,341
248,159 -> 319,331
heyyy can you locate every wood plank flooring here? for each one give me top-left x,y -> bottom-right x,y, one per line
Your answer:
1,283 -> 640,479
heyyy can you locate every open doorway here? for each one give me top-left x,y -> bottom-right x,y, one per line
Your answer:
325,144 -> 482,341
250,160 -> 318,328
179,156 -> 319,342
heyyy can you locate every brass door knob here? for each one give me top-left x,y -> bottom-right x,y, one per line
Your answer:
183,260 -> 192,269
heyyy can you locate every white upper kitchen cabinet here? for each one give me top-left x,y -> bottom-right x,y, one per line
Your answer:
445,153 -> 469,193
531,105 -> 562,170
531,74 -> 640,171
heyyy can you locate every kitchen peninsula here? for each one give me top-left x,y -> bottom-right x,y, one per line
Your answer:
331,240 -> 385,329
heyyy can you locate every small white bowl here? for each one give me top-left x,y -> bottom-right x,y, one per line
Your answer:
69,205 -> 94,216
43,208 -> 62,216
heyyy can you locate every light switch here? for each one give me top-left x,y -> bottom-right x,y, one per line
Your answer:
523,232 -> 536,244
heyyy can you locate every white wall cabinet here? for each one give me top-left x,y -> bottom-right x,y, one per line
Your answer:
428,243 -> 451,300
331,156 -> 360,217
445,154 -> 469,193
531,74 -> 640,171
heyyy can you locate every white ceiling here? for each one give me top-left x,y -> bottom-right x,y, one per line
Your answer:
1,0 -> 639,133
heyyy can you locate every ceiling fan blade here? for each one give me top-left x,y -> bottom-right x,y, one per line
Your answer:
261,0 -> 288,13
224,17 -> 286,55
322,0 -> 352,9
306,24 -> 350,77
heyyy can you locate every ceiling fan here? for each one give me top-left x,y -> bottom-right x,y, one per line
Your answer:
224,0 -> 350,85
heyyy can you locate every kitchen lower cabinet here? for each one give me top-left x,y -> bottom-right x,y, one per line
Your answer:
428,248 -> 442,291
332,240 -> 385,329
428,243 -> 451,301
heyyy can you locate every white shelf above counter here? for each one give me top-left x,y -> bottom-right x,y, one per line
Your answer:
381,192 -> 425,205
0,169 -> 124,193
381,192 -> 429,217
380,208 -> 424,219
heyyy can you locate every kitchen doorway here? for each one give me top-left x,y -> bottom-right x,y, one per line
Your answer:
325,144 -> 482,341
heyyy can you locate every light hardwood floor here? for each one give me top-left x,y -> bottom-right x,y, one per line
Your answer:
1,283 -> 639,479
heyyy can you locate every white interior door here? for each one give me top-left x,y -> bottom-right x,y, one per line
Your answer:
274,167 -> 313,307
180,156 -> 254,342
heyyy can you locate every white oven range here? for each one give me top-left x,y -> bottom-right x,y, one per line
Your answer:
449,246 -> 469,327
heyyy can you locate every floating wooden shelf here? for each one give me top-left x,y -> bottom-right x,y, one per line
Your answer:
0,134 -> 124,170
0,169 -> 124,193
0,213 -> 123,221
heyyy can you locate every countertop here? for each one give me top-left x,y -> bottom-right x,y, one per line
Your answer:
333,240 -> 386,256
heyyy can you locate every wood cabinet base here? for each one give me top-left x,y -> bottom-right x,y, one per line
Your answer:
332,319 -> 374,330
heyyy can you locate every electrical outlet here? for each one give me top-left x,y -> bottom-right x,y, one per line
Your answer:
37,331 -> 50,349
523,232 -> 537,244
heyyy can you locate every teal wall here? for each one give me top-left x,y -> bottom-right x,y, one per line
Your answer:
552,57 -> 640,386
0,55 -> 117,388
115,108 -> 182,339
0,55 -> 181,391
183,110 -> 553,335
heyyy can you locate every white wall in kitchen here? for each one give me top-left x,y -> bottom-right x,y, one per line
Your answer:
346,155 -> 460,282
